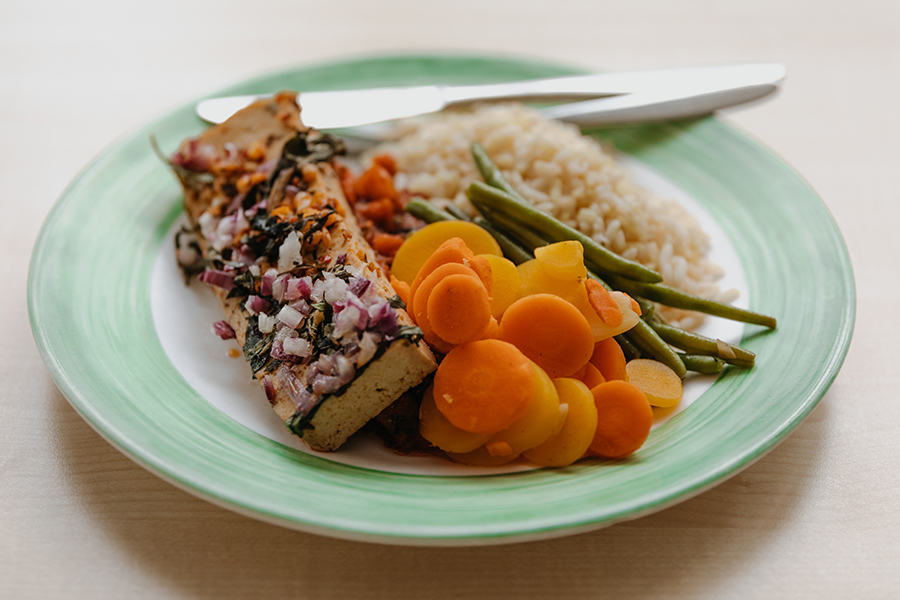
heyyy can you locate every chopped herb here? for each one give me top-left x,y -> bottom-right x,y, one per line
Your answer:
243,316 -> 276,373
388,294 -> 406,310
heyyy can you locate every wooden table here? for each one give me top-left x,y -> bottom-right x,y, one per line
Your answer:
3,0 -> 897,597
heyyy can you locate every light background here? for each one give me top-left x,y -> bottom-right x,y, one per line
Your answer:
2,0 -> 898,598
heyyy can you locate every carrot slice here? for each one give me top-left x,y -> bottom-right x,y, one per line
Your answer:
523,377 -> 599,467
584,279 -> 622,327
499,293 -> 595,378
419,385 -> 491,453
625,359 -> 684,408
427,273 -> 492,345
573,361 -> 606,389
588,380 -> 653,459
391,223 -> 502,284
433,340 -> 535,435
480,254 -> 520,318
590,337 -> 627,382
411,263 -> 479,324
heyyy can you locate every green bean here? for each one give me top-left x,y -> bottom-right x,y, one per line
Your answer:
442,203 -> 472,221
467,181 -> 662,284
678,354 -> 726,375
633,296 -> 656,321
471,142 -> 523,200
648,321 -> 756,367
625,320 -> 687,378
405,198 -> 455,224
472,217 -> 533,265
603,273 -> 777,329
474,204 -> 548,252
614,334 -> 642,361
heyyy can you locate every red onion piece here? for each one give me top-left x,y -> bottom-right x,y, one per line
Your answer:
212,320 -> 236,340
245,295 -> 272,315
199,269 -> 235,292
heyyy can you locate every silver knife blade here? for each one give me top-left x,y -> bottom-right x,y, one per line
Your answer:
195,63 -> 786,128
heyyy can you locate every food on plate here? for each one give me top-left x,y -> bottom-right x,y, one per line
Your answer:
164,92 -> 436,451
164,96 -> 777,467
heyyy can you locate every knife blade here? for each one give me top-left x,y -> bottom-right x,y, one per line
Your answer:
195,63 -> 786,129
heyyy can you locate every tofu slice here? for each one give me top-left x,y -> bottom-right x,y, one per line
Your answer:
170,93 -> 436,451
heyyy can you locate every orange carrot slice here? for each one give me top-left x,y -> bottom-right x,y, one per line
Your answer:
433,340 -> 535,435
499,293 -> 595,378
590,337 -> 627,382
584,279 -> 623,327
411,262 -> 481,328
427,273 -> 492,345
588,380 -> 653,459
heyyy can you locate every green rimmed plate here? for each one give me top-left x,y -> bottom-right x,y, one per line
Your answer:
28,53 -> 854,545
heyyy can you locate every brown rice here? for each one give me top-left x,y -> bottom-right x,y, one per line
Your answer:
371,104 -> 737,330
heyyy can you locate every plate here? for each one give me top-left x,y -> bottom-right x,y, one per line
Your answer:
28,53 -> 855,545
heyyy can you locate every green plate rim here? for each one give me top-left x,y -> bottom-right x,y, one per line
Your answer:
28,52 -> 855,545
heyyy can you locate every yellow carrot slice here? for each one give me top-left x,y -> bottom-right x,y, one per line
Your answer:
625,359 -> 684,408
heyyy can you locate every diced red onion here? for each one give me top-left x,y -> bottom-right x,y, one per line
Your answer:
356,331 -> 380,366
272,274 -> 289,302
212,320 -> 236,340
367,300 -> 399,337
172,139 -> 218,172
262,375 -> 276,404
270,341 -> 304,364
282,337 -> 310,358
245,295 -> 272,315
308,354 -> 355,396
322,277 -> 349,305
258,313 -> 276,334
258,158 -> 277,175
348,276 -> 371,298
277,231 -> 303,273
277,365 -> 317,415
283,276 -> 311,301
260,269 -> 277,297
199,269 -> 235,292
288,299 -> 309,316
335,253 -> 347,265
276,304 -> 305,329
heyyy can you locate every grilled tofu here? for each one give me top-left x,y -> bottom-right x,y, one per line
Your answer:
169,92 -> 436,451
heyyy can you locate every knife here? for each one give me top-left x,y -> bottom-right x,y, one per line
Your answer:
195,63 -> 786,131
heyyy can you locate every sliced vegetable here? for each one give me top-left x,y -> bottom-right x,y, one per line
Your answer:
392,221 -> 503,284
523,378 -> 599,467
480,254 -> 521,318
590,337 -> 627,382
433,339 -> 535,435
588,380 -> 653,459
573,361 -> 606,389
499,293 -> 595,378
625,359 -> 684,408
534,240 -> 587,281
419,385 -> 491,454
482,362 -> 562,457
427,273 -> 493,345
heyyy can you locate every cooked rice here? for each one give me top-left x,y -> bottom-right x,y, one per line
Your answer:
372,104 -> 737,330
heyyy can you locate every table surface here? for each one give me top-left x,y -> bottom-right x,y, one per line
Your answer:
3,0 -> 898,598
